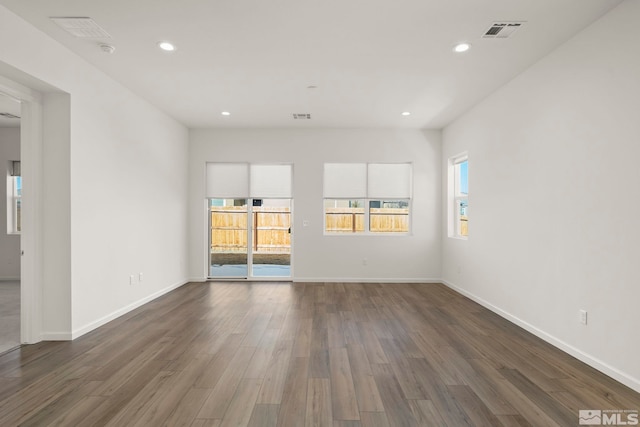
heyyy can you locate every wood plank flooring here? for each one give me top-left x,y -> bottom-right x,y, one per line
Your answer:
0,282 -> 638,426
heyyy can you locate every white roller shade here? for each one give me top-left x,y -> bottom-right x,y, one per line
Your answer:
323,163 -> 367,198
250,164 -> 292,198
206,163 -> 249,198
367,163 -> 412,199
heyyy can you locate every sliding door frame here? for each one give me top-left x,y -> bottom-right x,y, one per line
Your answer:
207,197 -> 293,281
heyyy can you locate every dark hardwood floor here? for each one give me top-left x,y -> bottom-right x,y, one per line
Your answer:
0,282 -> 638,426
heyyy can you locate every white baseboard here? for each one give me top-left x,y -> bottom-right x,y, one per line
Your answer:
40,331 -> 73,341
70,279 -> 190,340
293,277 -> 441,283
192,276 -> 439,284
440,279 -> 640,394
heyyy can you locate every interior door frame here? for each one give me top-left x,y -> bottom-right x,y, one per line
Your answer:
0,74 -> 43,344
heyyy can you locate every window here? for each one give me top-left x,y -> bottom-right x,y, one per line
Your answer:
449,154 -> 468,238
369,200 -> 409,233
323,163 -> 411,234
7,161 -> 21,234
324,199 -> 365,233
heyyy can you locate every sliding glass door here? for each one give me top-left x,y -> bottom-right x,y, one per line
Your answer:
252,199 -> 291,277
209,199 -> 249,278
206,163 -> 293,280
209,198 -> 291,279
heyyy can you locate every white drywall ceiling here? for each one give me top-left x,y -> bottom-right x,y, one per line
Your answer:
0,0 -> 623,128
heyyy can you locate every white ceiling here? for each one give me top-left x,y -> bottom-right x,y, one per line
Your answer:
0,0 -> 623,129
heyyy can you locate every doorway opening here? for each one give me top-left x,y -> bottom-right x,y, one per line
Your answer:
0,91 -> 21,354
209,198 -> 292,279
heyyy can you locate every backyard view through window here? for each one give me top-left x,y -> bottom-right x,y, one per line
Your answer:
324,199 -> 364,233
452,156 -> 468,237
370,200 -> 409,233
7,172 -> 21,234
324,199 -> 410,233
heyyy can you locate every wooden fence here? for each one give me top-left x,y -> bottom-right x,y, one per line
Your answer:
211,206 -> 410,253
210,206 -> 291,253
325,207 -> 409,233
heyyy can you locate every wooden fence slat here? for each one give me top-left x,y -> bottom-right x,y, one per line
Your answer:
211,207 -> 292,253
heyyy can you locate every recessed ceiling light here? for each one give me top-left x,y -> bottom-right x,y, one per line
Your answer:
307,85 -> 318,89
221,111 -> 231,116
158,41 -> 176,52
453,42 -> 471,53
402,112 -> 411,116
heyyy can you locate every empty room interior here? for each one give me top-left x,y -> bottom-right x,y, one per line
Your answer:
0,0 -> 639,425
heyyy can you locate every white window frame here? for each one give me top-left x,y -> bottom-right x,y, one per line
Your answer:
7,173 -> 21,235
323,163 -> 412,235
448,153 -> 468,239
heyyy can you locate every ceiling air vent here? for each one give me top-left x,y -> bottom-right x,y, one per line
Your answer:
0,112 -> 20,119
482,22 -> 524,39
50,17 -> 113,39
293,113 -> 311,120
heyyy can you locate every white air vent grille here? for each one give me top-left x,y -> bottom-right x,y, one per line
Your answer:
51,17 -> 113,39
293,113 -> 311,120
0,112 -> 20,119
483,22 -> 524,39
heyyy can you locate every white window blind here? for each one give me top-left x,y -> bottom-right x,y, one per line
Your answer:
367,163 -> 412,199
250,164 -> 292,198
206,163 -> 249,198
324,163 -> 412,198
207,163 -> 292,198
323,163 -> 367,198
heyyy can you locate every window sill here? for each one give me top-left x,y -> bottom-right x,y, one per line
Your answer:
324,232 -> 412,237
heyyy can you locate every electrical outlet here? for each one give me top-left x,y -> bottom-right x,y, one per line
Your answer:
362,258 -> 368,266
579,309 -> 588,325
129,275 -> 135,286
139,273 -> 144,282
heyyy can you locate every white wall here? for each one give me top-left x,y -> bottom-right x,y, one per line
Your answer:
0,127 -> 20,280
442,0 -> 640,391
189,129 -> 441,282
41,93 -> 72,335
0,6 -> 189,338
